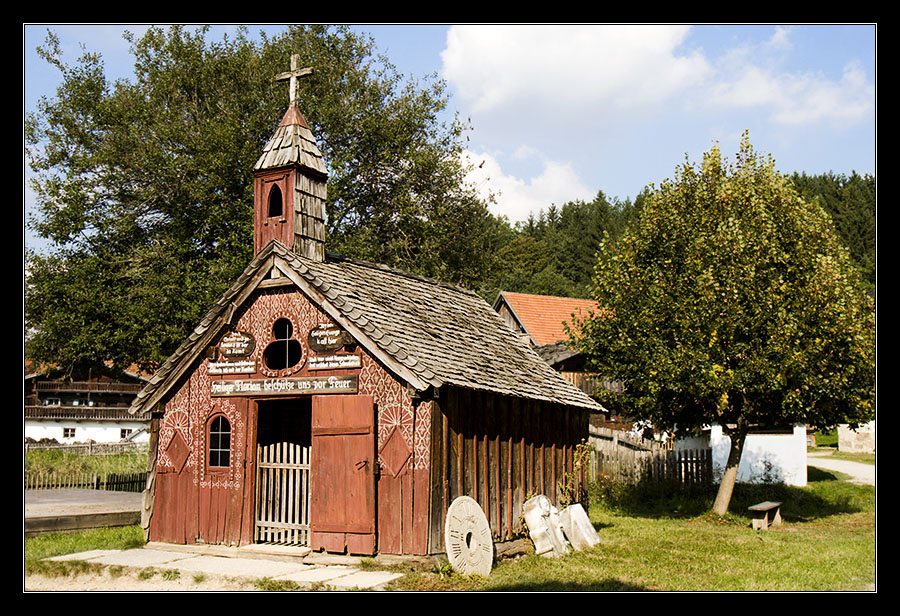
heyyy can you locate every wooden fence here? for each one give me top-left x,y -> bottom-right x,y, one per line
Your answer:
586,447 -> 712,486
24,471 -> 147,493
587,427 -> 712,486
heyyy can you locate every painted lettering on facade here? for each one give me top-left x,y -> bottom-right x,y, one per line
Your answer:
218,331 -> 256,358
210,375 -> 358,397
308,353 -> 362,370
208,360 -> 257,375
308,323 -> 352,352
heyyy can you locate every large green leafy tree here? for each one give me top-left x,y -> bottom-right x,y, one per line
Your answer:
25,25 -> 492,375
572,134 -> 875,514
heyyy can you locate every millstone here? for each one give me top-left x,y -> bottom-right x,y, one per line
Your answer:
444,496 -> 493,576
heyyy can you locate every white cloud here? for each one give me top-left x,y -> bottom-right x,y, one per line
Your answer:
441,24 -> 874,222
463,150 -> 594,223
706,28 -> 873,127
709,60 -> 873,127
443,24 -> 873,130
442,24 -> 711,113
443,24 -> 713,222
766,25 -> 794,51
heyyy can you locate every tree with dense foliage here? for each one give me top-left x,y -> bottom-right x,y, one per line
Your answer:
571,134 -> 875,515
25,25 -> 493,375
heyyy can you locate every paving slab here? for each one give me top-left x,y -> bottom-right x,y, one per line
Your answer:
52,548 -> 193,568
48,549 -> 124,562
166,554 -> 311,578
328,570 -> 404,590
276,565 -> 359,584
43,547 -> 400,590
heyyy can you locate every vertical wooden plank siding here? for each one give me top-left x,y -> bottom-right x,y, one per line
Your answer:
310,395 -> 377,555
481,399 -> 489,522
428,395 -> 447,555
240,405 -> 259,544
432,387 -> 587,550
456,393 -> 465,499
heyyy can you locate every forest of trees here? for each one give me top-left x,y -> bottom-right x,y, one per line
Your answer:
24,26 -> 875,377
480,171 -> 874,302
474,190 -> 643,302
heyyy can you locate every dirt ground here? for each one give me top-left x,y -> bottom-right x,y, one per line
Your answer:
24,569 -> 261,592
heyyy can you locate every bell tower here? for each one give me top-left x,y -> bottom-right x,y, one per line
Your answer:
253,55 -> 328,261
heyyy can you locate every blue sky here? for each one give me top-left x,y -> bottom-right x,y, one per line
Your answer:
24,24 -> 876,247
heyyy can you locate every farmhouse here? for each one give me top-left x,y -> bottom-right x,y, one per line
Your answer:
493,291 -> 622,410
129,58 -> 601,556
492,291 -> 598,348
675,425 -> 809,487
25,364 -> 150,444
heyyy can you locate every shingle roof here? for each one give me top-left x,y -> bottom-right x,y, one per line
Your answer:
493,291 -> 599,346
129,241 -> 602,415
534,341 -> 581,367
254,105 -> 327,176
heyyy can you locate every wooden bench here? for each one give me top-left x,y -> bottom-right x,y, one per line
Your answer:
748,501 -> 782,530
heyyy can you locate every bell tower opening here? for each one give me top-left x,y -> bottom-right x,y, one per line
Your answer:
268,184 -> 283,218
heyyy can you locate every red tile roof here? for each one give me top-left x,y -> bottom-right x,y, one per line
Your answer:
496,292 -> 599,345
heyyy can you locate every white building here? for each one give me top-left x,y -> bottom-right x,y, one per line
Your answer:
25,367 -> 150,444
838,420 -> 875,453
24,411 -> 150,444
676,424 -> 808,486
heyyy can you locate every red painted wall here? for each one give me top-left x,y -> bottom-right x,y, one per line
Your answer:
150,287 -> 431,553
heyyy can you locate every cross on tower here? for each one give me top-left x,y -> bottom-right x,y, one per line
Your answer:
275,54 -> 313,106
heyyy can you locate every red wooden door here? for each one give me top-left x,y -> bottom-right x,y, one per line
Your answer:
310,395 -> 377,555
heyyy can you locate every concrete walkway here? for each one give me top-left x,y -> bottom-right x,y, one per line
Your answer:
25,489 -> 142,535
808,450 -> 875,486
45,544 -> 404,590
26,489 -> 404,590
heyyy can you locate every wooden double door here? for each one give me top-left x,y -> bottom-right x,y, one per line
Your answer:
253,395 -> 377,554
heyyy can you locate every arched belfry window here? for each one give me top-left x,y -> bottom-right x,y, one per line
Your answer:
268,184 -> 283,218
208,416 -> 231,468
263,318 -> 303,371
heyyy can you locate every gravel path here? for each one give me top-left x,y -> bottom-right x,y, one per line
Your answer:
808,450 -> 875,485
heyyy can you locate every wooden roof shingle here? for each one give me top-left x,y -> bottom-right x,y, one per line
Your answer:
254,105 -> 327,176
129,241 -> 603,416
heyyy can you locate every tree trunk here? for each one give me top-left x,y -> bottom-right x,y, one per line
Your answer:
712,427 -> 748,516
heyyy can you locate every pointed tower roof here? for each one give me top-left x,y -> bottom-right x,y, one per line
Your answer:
254,56 -> 327,176
252,57 -> 328,261
254,104 -> 327,176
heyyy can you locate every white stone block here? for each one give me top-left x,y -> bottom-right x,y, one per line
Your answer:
559,503 -> 600,551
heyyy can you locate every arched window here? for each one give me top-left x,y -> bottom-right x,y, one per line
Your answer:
208,416 -> 231,468
263,317 -> 303,370
268,184 -> 283,218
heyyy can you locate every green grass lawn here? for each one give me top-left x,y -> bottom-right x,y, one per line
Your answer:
389,468 -> 876,592
814,429 -> 839,448
25,449 -> 147,475
826,451 -> 876,465
25,525 -> 146,578
25,466 -> 875,591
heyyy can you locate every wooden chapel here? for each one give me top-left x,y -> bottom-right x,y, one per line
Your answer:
129,57 -> 602,557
